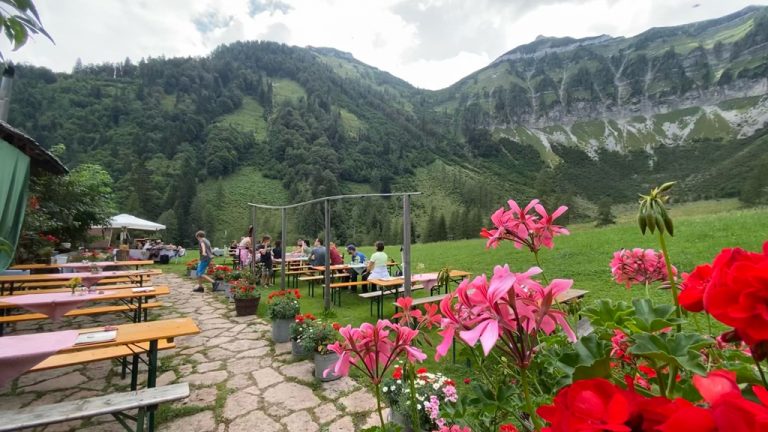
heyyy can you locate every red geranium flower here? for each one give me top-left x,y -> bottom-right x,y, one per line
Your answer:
392,366 -> 402,380
332,322 -> 341,331
537,378 -> 633,431
417,367 -> 427,375
499,425 -> 518,432
704,242 -> 768,346
679,264 -> 712,313
463,378 -> 471,385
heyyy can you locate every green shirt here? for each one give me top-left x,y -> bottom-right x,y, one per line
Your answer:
369,251 -> 388,269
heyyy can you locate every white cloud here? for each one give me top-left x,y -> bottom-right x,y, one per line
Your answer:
2,0 -> 768,89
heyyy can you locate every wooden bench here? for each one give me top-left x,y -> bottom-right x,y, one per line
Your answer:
10,277 -> 151,291
30,339 -> 177,372
360,285 -> 424,317
0,382 -> 189,432
300,273 -> 351,297
394,293 -> 448,308
31,339 -> 178,389
0,302 -> 164,326
393,289 -> 588,310
557,289 -> 588,304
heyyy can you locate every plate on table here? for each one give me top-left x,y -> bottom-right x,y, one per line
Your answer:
75,330 -> 117,345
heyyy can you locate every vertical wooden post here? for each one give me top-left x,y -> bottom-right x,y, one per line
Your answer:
280,207 -> 287,290
323,199 -> 332,311
403,194 -> 412,297
250,206 -> 256,276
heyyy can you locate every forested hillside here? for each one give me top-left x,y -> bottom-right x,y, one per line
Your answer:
9,7 -> 768,246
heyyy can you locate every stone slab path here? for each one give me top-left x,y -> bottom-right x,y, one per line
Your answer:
0,274 -> 384,431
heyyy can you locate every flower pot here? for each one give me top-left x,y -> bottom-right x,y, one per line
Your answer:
234,297 -> 259,316
388,411 -> 421,432
291,339 -> 309,359
272,318 -> 292,343
214,281 -> 229,292
189,269 -> 197,278
314,352 -> 341,382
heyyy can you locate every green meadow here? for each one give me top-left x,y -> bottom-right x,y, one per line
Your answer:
158,201 -> 768,374
163,201 -> 768,323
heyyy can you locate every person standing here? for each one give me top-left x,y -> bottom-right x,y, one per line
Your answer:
256,235 -> 273,287
194,230 -> 214,293
272,240 -> 283,260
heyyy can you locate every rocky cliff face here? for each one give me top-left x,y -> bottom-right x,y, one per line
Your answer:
441,6 -> 768,155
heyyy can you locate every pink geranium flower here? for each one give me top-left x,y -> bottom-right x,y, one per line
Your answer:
481,199 -> 569,253
435,265 -> 576,367
610,248 -> 677,289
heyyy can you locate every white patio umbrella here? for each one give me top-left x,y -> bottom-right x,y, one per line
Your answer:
94,214 -> 166,244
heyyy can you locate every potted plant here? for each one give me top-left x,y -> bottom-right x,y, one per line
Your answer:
289,313 -> 316,358
299,320 -> 342,382
185,259 -> 199,278
211,265 -> 232,291
382,366 -> 458,432
222,269 -> 242,298
267,289 -> 301,343
230,279 -> 261,316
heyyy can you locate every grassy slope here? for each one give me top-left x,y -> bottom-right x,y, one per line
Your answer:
216,97 -> 268,141
196,167 -> 290,245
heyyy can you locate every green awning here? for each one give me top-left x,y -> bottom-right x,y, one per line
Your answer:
0,141 -> 30,271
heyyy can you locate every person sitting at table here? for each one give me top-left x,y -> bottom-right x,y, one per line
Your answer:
329,242 -> 343,266
345,244 -> 367,290
309,238 -> 327,267
366,241 -> 390,290
292,239 -> 311,256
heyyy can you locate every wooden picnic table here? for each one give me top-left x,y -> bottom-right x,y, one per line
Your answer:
10,317 -> 200,432
0,286 -> 170,335
0,269 -> 160,295
367,270 -> 472,317
9,260 -> 154,272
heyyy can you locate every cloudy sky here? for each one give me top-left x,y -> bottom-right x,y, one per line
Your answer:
4,0 -> 768,90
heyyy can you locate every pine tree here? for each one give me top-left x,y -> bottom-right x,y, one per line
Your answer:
436,214 -> 448,241
595,198 -> 616,227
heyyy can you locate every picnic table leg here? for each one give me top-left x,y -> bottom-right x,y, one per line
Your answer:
147,339 -> 159,432
129,354 -> 139,390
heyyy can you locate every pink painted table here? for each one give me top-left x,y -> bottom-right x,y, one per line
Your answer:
0,330 -> 79,387
0,291 -> 107,320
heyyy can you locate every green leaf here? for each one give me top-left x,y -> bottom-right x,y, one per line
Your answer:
558,334 -> 612,382
7,17 -> 28,50
582,299 -> 634,329
629,298 -> 683,333
628,332 -> 712,374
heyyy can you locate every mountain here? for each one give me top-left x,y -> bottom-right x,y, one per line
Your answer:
7,6 -> 768,246
435,5 -> 768,158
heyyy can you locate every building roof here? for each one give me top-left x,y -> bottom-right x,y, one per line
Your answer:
0,120 -> 67,175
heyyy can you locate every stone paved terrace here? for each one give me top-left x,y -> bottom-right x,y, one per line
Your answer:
0,274 -> 386,431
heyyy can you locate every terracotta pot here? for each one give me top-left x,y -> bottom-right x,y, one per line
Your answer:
234,297 -> 259,316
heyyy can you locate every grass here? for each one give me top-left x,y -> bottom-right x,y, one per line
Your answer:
216,96 -> 268,141
272,78 -> 307,104
195,167 -> 290,245
157,202 -> 768,375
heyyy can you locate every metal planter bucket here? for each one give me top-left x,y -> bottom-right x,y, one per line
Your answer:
314,352 -> 341,382
271,318 -> 292,343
